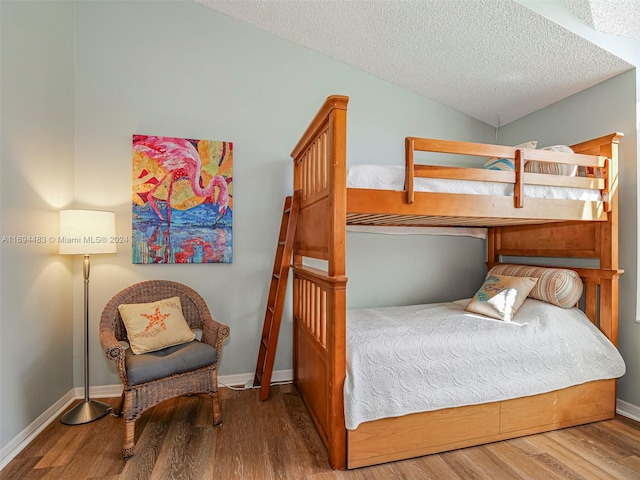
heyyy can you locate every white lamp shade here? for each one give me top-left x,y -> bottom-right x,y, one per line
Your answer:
59,210 -> 117,255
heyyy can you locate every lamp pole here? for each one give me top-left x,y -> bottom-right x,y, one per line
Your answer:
60,210 -> 116,425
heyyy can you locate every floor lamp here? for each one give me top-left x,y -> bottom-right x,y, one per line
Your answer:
59,209 -> 117,425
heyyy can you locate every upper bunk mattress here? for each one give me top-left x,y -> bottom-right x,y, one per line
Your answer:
344,298 -> 625,430
347,165 -> 601,201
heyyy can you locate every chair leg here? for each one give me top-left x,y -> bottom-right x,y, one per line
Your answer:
212,390 -> 223,426
211,367 -> 223,426
122,419 -> 136,460
113,391 -> 125,417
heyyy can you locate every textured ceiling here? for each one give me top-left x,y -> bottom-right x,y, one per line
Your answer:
561,0 -> 640,40
197,0 -> 635,127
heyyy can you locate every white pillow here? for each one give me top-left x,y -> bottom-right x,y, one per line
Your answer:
465,274 -> 537,322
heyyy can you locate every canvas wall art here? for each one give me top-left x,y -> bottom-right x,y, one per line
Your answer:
132,134 -> 233,264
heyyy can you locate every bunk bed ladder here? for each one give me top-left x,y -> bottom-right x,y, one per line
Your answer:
253,191 -> 300,401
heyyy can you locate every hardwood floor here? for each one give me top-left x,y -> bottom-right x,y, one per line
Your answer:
2,384 -> 640,479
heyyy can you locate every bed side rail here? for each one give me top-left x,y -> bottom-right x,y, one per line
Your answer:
405,137 -> 610,211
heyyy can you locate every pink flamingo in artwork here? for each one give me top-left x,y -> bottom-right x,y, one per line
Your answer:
133,135 -> 229,225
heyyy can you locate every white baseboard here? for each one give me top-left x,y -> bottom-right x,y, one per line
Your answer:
0,390 -> 76,471
617,399 -> 640,422
218,369 -> 293,389
73,384 -> 124,399
0,369 -> 294,471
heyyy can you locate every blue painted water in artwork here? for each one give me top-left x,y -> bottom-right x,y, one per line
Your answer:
132,201 -> 232,264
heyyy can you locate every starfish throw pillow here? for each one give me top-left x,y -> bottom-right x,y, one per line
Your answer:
118,296 -> 195,354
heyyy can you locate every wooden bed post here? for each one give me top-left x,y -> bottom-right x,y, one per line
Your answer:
328,101 -> 347,278
326,98 -> 348,469
595,135 -> 621,346
291,96 -> 349,469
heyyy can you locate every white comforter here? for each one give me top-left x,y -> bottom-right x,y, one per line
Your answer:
344,298 -> 625,430
346,164 -> 601,201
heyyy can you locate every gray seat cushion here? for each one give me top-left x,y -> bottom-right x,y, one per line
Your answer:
124,340 -> 218,386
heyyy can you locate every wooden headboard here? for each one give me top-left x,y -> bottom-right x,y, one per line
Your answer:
487,132 -> 623,344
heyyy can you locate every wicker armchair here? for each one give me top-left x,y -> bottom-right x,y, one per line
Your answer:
99,280 -> 230,459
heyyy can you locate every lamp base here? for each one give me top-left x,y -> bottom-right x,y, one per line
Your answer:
61,399 -> 112,425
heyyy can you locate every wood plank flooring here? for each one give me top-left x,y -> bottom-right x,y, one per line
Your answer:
2,384 -> 640,479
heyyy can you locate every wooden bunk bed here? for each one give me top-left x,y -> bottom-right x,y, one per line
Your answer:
290,95 -> 624,469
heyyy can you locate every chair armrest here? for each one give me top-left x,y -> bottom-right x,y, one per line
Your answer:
100,329 -> 124,360
201,315 -> 230,353
99,329 -> 129,385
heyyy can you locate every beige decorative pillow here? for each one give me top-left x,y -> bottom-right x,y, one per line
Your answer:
465,274 -> 537,322
524,145 -> 577,176
482,140 -> 537,171
118,297 -> 195,354
487,264 -> 583,308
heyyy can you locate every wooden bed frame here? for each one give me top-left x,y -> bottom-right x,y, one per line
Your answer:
290,95 -> 623,469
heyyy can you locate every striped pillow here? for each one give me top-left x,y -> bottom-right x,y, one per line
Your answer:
524,145 -> 577,176
487,264 -> 583,308
482,157 -> 514,171
482,140 -> 537,171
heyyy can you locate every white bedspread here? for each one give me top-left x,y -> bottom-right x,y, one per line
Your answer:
344,298 -> 625,430
346,164 -> 601,201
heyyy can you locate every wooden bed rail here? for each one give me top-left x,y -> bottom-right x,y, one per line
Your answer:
405,136 -> 612,210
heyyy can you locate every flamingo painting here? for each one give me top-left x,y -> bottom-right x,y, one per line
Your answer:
132,134 -> 233,264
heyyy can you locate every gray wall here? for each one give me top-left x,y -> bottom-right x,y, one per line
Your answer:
499,69 -> 639,407
71,0 -> 493,391
0,1 -> 76,448
2,0 -> 636,456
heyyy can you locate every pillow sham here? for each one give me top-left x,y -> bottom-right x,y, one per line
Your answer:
487,264 -> 583,308
118,296 -> 195,354
482,140 -> 537,171
524,144 -> 577,176
465,274 -> 537,322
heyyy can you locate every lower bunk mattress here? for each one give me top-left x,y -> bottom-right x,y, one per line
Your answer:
344,298 -> 625,430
